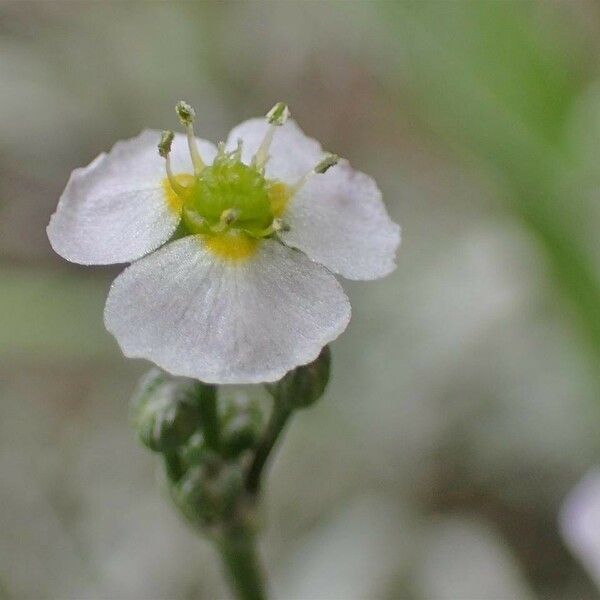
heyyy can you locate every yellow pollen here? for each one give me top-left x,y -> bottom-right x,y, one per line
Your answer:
162,174 -> 195,215
267,181 -> 291,218
203,231 -> 259,262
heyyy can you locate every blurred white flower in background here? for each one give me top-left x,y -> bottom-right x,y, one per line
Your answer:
560,468 -> 600,590
416,516 -> 536,600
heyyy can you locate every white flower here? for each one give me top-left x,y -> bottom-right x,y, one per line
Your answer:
559,468 -> 600,589
47,102 -> 400,384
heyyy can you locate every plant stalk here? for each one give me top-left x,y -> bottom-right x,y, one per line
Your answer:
245,400 -> 293,495
198,384 -> 220,450
218,526 -> 266,600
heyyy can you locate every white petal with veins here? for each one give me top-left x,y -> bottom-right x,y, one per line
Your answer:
104,236 -> 351,384
281,161 -> 400,280
47,130 -> 217,265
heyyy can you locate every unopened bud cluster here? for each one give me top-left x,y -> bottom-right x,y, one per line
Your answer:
131,348 -> 332,535
132,369 -> 262,530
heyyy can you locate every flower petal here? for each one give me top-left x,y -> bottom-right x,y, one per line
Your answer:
104,235 -> 351,384
560,468 -> 600,587
47,130 -> 217,265
226,118 -> 323,183
281,161 -> 400,280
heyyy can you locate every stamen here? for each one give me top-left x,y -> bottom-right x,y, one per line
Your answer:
291,153 -> 339,195
252,102 -> 289,170
221,208 -> 238,225
245,217 -> 290,239
176,100 -> 205,176
211,208 -> 239,233
158,130 -> 186,196
158,130 -> 174,159
314,153 -> 339,174
266,102 -> 290,126
272,217 -> 290,232
234,138 -> 243,161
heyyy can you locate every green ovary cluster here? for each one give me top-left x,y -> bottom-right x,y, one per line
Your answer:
182,154 -> 275,238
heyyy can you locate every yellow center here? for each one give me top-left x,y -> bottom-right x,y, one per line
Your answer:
267,181 -> 290,218
202,231 -> 259,261
161,171 -> 291,263
162,174 -> 195,215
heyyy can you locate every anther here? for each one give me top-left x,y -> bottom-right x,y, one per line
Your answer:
175,101 -> 195,125
175,100 -> 205,176
247,218 -> 290,239
291,153 -> 340,195
158,130 -> 186,196
314,153 -> 339,174
252,101 -> 289,169
266,102 -> 290,126
272,218 -> 290,232
158,130 -> 174,158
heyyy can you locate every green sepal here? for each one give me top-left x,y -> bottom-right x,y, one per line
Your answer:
266,346 -> 331,410
131,368 -> 210,452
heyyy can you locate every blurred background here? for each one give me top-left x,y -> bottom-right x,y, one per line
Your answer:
1,1 -> 600,598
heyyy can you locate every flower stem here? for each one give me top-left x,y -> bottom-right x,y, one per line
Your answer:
197,383 -> 220,451
163,450 -> 184,482
218,526 -> 267,600
245,400 -> 293,495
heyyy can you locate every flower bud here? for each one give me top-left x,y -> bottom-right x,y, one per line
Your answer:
172,463 -> 244,528
221,413 -> 260,458
181,431 -> 220,469
266,346 -> 331,409
171,464 -> 217,525
131,368 -> 207,452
